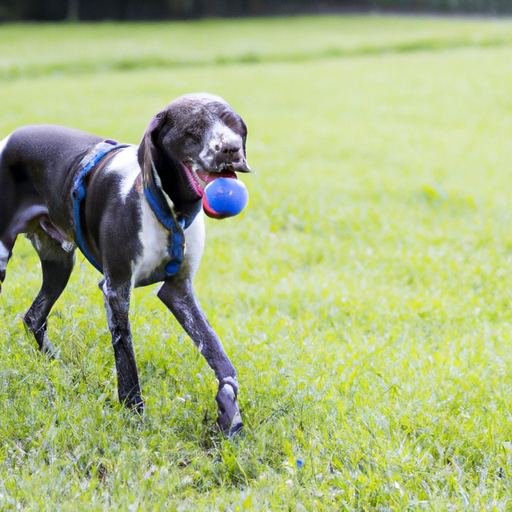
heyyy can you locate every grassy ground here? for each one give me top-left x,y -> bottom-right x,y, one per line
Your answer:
1,14 -> 512,511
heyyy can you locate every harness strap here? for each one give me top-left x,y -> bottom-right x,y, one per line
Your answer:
73,141 -> 189,277
72,141 -> 129,273
143,161 -> 186,275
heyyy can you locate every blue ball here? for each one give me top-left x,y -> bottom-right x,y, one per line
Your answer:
203,178 -> 249,219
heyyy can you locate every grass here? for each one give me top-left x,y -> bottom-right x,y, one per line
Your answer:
1,14 -> 512,510
1,15 -> 512,80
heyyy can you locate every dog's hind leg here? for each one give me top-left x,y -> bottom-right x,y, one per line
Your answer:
157,278 -> 243,436
100,276 -> 144,414
0,203 -> 57,295
22,228 -> 75,356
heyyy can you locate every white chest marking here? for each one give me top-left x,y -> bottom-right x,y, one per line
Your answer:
180,213 -> 205,280
131,205 -> 206,287
131,199 -> 170,285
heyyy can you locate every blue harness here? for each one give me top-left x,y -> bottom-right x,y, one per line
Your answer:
143,160 -> 186,275
72,141 -> 187,276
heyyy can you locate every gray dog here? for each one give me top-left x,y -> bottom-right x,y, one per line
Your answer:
0,93 -> 251,436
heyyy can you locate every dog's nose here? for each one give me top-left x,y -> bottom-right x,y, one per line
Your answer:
216,140 -> 253,172
215,141 -> 247,171
216,140 -> 241,161
210,130 -> 252,173
221,143 -> 241,155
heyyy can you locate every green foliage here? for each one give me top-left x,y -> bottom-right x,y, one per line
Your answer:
2,14 -> 512,510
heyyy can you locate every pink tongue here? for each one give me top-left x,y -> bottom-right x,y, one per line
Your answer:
197,170 -> 237,185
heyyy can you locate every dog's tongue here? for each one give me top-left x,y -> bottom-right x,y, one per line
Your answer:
181,164 -> 238,200
197,170 -> 237,185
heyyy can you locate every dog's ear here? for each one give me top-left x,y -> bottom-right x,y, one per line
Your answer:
138,109 -> 187,201
138,109 -> 170,181
137,109 -> 182,213
138,107 -> 202,211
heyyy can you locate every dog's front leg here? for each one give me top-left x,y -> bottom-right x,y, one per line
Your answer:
158,278 -> 243,436
101,277 -> 144,414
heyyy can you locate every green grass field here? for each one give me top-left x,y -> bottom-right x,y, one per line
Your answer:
2,14 -> 512,510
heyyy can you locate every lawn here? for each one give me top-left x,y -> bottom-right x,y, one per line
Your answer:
2,14 -> 512,511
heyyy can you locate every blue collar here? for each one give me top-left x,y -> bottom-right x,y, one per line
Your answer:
72,141 -> 129,273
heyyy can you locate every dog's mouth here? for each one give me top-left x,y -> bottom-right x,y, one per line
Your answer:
181,162 -> 237,198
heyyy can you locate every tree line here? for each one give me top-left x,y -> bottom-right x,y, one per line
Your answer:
0,0 -> 509,21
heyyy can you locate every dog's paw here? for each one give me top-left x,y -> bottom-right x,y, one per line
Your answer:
128,394 -> 145,416
217,413 -> 243,437
41,339 -> 60,360
216,383 -> 243,437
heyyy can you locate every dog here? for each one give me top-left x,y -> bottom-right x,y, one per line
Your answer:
0,93 -> 252,436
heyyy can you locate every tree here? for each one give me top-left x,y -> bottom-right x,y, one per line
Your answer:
67,0 -> 79,20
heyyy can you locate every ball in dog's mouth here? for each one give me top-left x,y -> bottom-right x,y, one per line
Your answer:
181,162 -> 248,219
202,177 -> 249,219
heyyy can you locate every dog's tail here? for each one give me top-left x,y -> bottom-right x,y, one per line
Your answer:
0,140 -> 16,295
0,134 -> 27,295
0,133 -> 49,295
0,234 -> 11,295
0,188 -> 9,295
0,210 -> 14,294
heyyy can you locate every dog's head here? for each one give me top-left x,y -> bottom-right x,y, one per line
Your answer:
138,93 -> 251,211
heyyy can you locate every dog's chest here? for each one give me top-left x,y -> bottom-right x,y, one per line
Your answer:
107,146 -> 205,287
105,147 -> 169,285
131,200 -> 170,284
132,205 -> 205,286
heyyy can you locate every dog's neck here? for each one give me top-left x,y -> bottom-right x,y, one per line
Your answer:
142,161 -> 181,229
141,161 -> 201,275
141,157 -> 202,227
